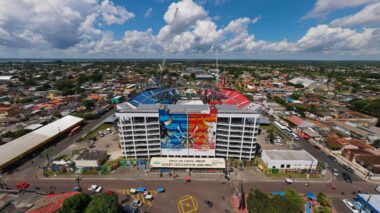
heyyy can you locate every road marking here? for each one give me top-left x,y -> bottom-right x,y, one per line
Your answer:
119,189 -> 156,207
178,195 -> 198,213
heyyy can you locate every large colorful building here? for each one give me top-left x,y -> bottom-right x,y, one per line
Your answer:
115,88 -> 261,160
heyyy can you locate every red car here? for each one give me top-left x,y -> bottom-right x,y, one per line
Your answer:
16,182 -> 29,189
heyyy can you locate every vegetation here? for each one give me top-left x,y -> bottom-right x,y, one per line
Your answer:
2,129 -> 32,139
372,139 -> 380,149
349,98 -> 380,117
247,189 -> 305,213
316,192 -> 332,213
60,193 -> 91,213
85,193 -> 122,213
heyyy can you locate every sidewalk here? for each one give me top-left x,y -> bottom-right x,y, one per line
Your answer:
35,166 -> 332,183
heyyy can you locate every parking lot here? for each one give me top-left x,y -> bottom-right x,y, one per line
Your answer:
111,180 -> 233,213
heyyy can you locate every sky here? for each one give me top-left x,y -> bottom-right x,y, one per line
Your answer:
0,0 -> 380,60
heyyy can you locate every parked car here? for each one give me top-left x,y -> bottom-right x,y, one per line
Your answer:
156,187 -> 165,193
16,182 -> 29,189
130,188 -> 137,194
342,164 -> 355,173
342,199 -> 359,213
132,199 -> 142,208
342,172 -> 352,183
88,185 -> 102,193
327,155 -> 337,162
72,186 -> 80,191
332,168 -> 339,176
375,185 -> 380,193
144,193 -> 153,200
204,200 -> 213,208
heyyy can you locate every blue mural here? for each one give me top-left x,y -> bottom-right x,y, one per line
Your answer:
159,108 -> 188,149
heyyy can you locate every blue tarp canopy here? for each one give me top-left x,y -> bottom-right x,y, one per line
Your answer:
272,192 -> 285,197
306,192 -> 316,200
137,187 -> 146,192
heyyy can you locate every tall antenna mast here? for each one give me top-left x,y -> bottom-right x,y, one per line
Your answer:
159,7 -> 178,88
216,48 -> 218,70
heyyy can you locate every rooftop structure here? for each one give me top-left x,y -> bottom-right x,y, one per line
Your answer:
0,115 -> 83,170
261,149 -> 318,171
116,87 -> 261,160
288,77 -> 317,88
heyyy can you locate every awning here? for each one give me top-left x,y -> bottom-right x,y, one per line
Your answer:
306,192 -> 316,200
271,192 -> 285,197
137,187 -> 146,192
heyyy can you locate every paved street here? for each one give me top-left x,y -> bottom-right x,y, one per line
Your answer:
3,177 -> 379,213
294,138 -> 361,182
2,109 -> 115,179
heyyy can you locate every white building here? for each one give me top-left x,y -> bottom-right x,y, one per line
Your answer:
261,150 -> 318,171
116,104 -> 260,160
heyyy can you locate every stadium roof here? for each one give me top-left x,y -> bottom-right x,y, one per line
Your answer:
0,115 -> 83,169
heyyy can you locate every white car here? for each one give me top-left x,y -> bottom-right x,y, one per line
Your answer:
342,199 -> 359,213
88,185 -> 102,193
376,185 -> 380,193
144,193 -> 153,200
132,199 -> 142,207
130,188 -> 137,194
332,168 -> 339,176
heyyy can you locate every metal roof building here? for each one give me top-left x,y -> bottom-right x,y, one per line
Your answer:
261,150 -> 318,171
0,115 -> 83,170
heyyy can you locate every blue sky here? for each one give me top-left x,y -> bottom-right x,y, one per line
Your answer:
0,0 -> 379,59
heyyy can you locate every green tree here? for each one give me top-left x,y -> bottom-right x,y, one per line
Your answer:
283,188 -> 305,213
372,139 -> 380,149
247,190 -> 279,213
317,192 -> 331,207
85,193 -> 122,213
316,206 -> 333,213
60,193 -> 91,213
81,99 -> 95,110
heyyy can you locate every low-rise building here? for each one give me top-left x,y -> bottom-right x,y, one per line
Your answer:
73,150 -> 108,168
261,150 -> 318,171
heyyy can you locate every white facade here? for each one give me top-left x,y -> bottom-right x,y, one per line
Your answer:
261,150 -> 318,170
116,105 -> 260,160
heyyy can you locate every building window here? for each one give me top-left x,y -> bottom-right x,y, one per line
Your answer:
286,165 -> 291,168
281,164 -> 285,168
272,166 -> 276,169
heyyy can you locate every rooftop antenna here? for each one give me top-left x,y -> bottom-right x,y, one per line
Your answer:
159,7 -> 178,88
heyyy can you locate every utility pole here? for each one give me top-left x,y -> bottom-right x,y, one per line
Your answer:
75,176 -> 82,192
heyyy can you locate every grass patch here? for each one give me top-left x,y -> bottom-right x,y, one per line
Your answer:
265,172 -> 321,179
78,123 -> 113,142
103,157 -> 125,167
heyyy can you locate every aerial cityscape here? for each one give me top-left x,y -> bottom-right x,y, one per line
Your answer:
0,0 -> 380,213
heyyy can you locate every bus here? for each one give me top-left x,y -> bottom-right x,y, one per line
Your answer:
68,125 -> 81,136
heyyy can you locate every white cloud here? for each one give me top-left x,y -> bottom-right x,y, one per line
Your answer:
304,0 -> 376,19
296,25 -> 376,52
251,15 -> 261,24
79,13 -> 102,36
99,0 -> 135,25
157,0 -> 207,42
144,8 -> 153,18
0,0 -> 97,48
330,2 -> 380,27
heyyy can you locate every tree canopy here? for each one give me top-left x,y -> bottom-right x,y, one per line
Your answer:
247,189 -> 305,213
60,193 -> 91,213
84,193 -> 122,213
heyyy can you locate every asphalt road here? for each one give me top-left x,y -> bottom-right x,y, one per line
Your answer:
2,109 -> 115,179
3,177 -> 378,213
294,138 -> 361,182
